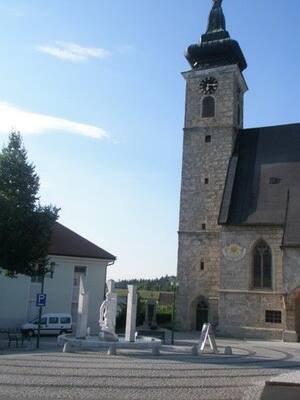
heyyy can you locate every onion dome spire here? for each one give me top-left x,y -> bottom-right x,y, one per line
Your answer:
206,0 -> 226,34
185,0 -> 247,71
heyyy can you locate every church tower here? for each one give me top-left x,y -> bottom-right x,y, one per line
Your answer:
176,0 -> 248,330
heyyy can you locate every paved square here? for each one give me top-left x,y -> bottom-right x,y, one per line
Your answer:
0,336 -> 299,400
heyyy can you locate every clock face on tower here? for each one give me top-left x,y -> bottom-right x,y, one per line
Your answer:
200,77 -> 218,95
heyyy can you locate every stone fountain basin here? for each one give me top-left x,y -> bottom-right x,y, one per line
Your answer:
57,334 -> 161,351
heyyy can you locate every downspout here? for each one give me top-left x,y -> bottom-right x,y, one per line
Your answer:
103,259 -> 116,301
281,190 -> 290,338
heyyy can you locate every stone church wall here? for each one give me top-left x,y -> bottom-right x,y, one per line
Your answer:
219,226 -> 285,339
283,248 -> 300,341
176,232 -> 220,330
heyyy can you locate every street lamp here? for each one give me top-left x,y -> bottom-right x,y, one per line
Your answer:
170,279 -> 179,345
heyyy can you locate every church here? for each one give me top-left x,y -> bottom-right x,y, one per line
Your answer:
176,0 -> 300,342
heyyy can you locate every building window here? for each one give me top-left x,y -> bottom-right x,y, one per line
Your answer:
202,96 -> 215,118
73,266 -> 87,286
202,223 -> 206,230
269,177 -> 281,185
204,178 -> 209,185
252,240 -> 272,289
265,310 -> 282,324
205,135 -> 211,143
200,262 -> 204,271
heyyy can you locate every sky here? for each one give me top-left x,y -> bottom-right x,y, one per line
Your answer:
0,0 -> 299,280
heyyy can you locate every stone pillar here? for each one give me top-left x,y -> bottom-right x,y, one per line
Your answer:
125,285 -> 137,342
76,274 -> 89,339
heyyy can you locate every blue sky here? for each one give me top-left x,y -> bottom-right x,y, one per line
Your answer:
0,0 -> 299,280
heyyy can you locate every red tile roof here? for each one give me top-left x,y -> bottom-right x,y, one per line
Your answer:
48,222 -> 116,261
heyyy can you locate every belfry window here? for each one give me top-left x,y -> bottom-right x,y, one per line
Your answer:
252,240 -> 272,289
202,96 -> 215,118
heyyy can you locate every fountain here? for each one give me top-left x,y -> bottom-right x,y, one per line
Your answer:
58,280 -> 161,354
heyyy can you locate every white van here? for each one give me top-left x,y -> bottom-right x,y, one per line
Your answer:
21,313 -> 72,336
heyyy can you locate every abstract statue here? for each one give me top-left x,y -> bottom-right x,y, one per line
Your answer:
99,280 -> 118,341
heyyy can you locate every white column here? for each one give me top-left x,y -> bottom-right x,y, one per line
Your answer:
125,285 -> 137,342
76,274 -> 89,339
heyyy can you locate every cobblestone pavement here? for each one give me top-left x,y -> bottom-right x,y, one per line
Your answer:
0,335 -> 299,400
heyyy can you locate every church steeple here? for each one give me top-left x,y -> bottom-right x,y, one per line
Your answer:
203,0 -> 229,42
185,0 -> 247,71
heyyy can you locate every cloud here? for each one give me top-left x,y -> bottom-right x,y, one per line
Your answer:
0,102 -> 108,139
36,41 -> 112,63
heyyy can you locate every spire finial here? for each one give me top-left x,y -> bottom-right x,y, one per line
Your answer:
207,0 -> 226,34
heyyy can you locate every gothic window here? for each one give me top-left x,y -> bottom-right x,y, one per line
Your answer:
252,241 -> 272,289
202,96 -> 215,118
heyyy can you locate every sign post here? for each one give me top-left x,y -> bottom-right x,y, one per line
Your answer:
36,279 -> 46,349
36,293 -> 47,307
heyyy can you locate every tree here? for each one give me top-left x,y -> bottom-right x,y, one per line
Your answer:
0,132 -> 59,277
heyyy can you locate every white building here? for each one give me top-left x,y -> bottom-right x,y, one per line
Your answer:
0,222 -> 116,333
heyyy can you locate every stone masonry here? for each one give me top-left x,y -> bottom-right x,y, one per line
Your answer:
219,226 -> 285,339
176,1 -> 300,342
176,65 -> 247,330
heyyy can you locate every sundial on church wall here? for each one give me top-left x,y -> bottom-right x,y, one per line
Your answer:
222,244 -> 246,261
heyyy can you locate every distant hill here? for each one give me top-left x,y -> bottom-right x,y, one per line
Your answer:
115,275 -> 176,291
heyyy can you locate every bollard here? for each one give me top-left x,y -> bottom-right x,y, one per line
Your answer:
152,345 -> 160,356
107,344 -> 117,356
191,344 -> 199,356
63,342 -> 72,353
224,346 -> 233,355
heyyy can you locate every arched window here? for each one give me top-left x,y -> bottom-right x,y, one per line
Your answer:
252,240 -> 272,289
202,96 -> 215,118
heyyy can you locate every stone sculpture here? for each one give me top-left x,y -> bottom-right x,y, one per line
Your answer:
99,280 -> 118,342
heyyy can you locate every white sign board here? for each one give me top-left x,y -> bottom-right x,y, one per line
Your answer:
199,323 -> 218,353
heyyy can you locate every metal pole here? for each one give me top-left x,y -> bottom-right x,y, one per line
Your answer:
36,274 -> 45,349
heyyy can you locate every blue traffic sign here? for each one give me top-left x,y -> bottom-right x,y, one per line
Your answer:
36,293 -> 47,307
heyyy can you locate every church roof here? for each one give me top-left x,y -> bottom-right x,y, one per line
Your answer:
219,123 -> 300,246
48,222 -> 116,260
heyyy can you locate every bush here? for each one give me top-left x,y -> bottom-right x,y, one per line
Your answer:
157,313 -> 172,327
116,303 -> 127,333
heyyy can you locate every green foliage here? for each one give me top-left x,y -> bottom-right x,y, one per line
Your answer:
136,295 -> 145,326
156,313 -> 172,327
0,132 -> 59,277
116,289 -> 161,301
116,275 -> 176,291
116,302 -> 127,333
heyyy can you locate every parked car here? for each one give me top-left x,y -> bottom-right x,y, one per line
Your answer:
21,313 -> 72,337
